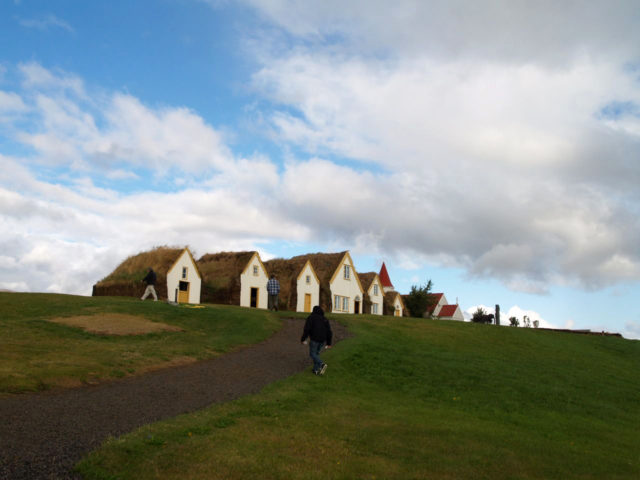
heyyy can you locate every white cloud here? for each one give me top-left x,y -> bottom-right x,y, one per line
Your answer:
0,91 -> 28,113
19,62 -> 85,97
245,5 -> 640,292
243,0 -> 640,65
18,14 -> 74,33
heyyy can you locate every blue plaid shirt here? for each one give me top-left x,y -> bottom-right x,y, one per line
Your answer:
267,277 -> 280,295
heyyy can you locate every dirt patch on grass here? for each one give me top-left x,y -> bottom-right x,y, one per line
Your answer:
48,314 -> 183,336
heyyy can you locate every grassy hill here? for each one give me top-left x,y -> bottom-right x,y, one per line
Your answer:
1,293 -> 638,479
0,292 -> 280,394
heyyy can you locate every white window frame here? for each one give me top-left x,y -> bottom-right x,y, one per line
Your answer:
373,284 -> 378,296
306,275 -> 311,284
182,267 -> 188,279
342,296 -> 349,312
344,265 -> 350,280
253,265 -> 259,276
372,303 -> 378,314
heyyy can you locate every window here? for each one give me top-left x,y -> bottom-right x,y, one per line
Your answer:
344,265 -> 350,280
182,267 -> 188,279
253,265 -> 258,276
333,295 -> 350,312
373,284 -> 378,296
372,303 -> 378,314
306,275 -> 311,284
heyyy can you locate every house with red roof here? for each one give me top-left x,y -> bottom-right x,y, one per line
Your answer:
425,293 -> 464,321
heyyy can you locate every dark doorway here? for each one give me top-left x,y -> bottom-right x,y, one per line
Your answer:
354,300 -> 360,314
250,287 -> 259,308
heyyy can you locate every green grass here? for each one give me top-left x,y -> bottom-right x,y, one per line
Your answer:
0,292 -> 280,394
76,313 -> 640,480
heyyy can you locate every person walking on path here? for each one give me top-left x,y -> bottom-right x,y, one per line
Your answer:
266,274 -> 280,311
301,306 -> 332,375
141,267 -> 158,301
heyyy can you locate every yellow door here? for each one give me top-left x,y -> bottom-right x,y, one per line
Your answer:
178,281 -> 189,303
304,293 -> 311,312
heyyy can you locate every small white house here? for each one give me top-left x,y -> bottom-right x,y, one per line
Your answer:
296,259 -> 320,313
239,252 -> 269,309
167,247 -> 202,304
384,291 -> 406,317
359,272 -> 385,315
301,251 -> 364,314
263,256 -> 322,313
327,251 -> 364,314
197,251 -> 269,309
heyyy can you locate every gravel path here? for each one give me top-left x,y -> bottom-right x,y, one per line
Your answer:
0,317 -> 350,479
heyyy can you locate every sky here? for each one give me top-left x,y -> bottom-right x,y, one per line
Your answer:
1,0 -> 639,339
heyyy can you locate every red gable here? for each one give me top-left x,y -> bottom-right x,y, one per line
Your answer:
378,262 -> 393,288
438,305 -> 459,317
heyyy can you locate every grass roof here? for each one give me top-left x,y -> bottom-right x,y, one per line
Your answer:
358,272 -> 378,291
282,252 -> 348,310
96,246 -> 185,286
263,256 -> 315,311
196,251 -> 257,290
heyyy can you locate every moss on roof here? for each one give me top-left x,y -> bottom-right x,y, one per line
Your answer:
96,246 -> 185,287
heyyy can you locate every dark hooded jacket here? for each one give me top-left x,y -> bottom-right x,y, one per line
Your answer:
143,269 -> 157,286
301,306 -> 333,346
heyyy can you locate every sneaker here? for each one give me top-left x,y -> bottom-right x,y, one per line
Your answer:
320,363 -> 327,375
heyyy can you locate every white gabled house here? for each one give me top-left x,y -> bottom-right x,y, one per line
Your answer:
197,251 -> 269,309
426,293 -> 448,317
304,251 -> 364,314
240,252 -> 269,309
167,247 -> 202,304
384,291 -> 406,317
262,256 -> 321,313
296,259 -> 320,313
426,292 -> 464,321
358,272 -> 385,315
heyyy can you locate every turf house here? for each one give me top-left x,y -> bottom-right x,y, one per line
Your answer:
93,246 -> 201,303
197,251 -> 269,308
300,251 -> 364,314
384,291 -> 406,317
263,257 -> 320,313
357,272 -> 385,315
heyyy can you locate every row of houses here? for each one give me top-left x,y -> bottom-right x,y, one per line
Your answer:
93,246 -> 462,320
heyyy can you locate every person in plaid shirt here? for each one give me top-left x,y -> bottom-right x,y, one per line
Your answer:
266,274 -> 280,311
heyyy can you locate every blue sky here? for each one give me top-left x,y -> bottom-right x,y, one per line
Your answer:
1,0 -> 639,338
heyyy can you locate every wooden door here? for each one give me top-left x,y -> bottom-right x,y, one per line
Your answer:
178,281 -> 189,303
304,293 -> 311,312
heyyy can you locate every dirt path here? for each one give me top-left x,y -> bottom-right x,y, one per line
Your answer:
0,317 -> 350,479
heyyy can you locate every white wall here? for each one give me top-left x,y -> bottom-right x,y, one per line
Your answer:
240,253 -> 268,309
296,262 -> 319,313
367,278 -> 384,315
330,254 -> 363,314
166,249 -> 201,304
